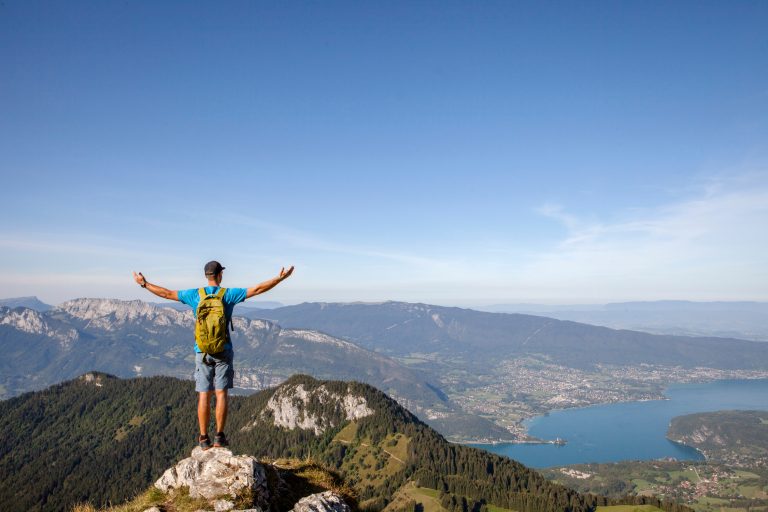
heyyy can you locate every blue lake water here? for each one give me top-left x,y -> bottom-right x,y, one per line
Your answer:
470,378 -> 768,468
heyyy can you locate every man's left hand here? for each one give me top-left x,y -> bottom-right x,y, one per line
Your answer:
133,271 -> 147,287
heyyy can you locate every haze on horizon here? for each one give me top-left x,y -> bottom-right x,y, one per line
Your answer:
1,1 -> 767,306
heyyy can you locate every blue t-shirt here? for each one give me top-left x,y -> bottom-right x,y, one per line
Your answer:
178,286 -> 248,353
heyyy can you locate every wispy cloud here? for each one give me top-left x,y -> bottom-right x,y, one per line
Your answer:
0,236 -> 144,258
220,213 -> 459,271
4,173 -> 766,304
524,173 -> 768,300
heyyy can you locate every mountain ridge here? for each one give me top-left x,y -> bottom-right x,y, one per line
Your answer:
0,299 -> 449,415
248,301 -> 768,369
0,296 -> 52,312
480,301 -> 768,341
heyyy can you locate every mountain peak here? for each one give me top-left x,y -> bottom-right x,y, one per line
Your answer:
0,306 -> 79,348
0,296 -> 52,312
56,297 -> 163,318
256,377 -> 375,435
54,298 -> 192,330
78,372 -> 117,387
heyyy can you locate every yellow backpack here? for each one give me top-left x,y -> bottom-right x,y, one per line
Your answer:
195,288 -> 230,354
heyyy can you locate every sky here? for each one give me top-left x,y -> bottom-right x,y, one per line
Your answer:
1,1 -> 767,306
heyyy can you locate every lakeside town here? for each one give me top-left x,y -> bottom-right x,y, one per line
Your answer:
446,358 -> 768,440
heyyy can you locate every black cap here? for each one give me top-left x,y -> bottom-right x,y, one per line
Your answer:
204,261 -> 225,276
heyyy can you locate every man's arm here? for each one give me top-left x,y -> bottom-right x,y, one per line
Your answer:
132,271 -> 179,301
246,266 -> 294,299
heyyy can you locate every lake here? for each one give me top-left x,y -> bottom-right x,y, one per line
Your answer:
470,378 -> 768,468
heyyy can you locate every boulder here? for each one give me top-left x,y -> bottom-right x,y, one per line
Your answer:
291,491 -> 351,512
155,447 -> 269,508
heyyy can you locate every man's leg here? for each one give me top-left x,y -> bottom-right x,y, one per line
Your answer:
195,351 -> 215,440
212,349 -> 234,447
214,389 -> 228,433
198,391 -> 212,436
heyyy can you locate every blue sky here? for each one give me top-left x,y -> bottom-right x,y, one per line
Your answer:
1,1 -> 767,305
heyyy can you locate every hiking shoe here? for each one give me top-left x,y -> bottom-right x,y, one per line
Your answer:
213,432 -> 229,448
199,434 -> 212,450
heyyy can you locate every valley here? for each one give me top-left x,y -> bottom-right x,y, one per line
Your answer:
541,461 -> 768,512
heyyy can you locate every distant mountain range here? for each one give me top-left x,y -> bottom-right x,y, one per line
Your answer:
3,295 -> 765,340
479,301 -> 768,341
484,300 -> 768,313
0,296 -> 284,312
0,296 -> 52,312
248,301 -> 768,370
0,299 -> 443,410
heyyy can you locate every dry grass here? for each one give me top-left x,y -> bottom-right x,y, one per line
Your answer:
71,504 -> 98,512
71,486 -> 209,512
273,457 -> 357,502
267,457 -> 358,511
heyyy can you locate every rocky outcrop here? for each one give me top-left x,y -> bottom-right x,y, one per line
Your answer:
153,447 -> 352,512
155,447 -> 269,507
291,491 -> 352,512
0,306 -> 79,348
257,383 -> 374,435
55,298 -> 193,330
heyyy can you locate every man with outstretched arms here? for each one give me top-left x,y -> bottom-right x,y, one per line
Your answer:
132,261 -> 294,449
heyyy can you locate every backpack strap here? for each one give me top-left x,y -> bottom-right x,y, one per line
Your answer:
198,287 -> 226,299
216,288 -> 234,333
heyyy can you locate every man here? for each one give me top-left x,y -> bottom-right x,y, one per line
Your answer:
132,261 -> 294,449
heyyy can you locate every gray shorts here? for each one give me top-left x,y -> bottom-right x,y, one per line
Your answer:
194,349 -> 234,392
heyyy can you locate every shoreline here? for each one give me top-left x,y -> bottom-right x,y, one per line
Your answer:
454,376 -> 768,446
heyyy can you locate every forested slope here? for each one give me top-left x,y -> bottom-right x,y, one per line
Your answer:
1,373 -> 693,512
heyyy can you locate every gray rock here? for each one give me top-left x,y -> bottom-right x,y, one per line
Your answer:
214,499 -> 235,511
142,508 -> 162,512
256,383 -> 373,435
291,491 -> 351,512
155,447 -> 269,508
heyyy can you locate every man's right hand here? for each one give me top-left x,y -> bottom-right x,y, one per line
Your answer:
279,266 -> 295,281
